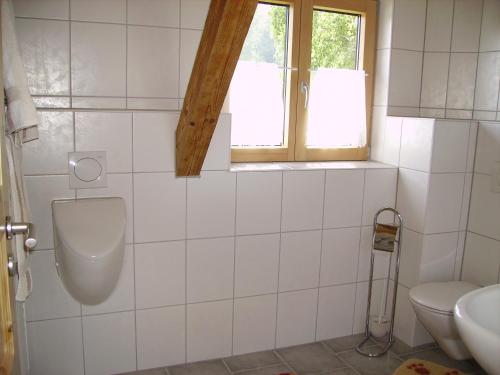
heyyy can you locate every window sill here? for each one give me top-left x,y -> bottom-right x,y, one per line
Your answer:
230,160 -> 397,172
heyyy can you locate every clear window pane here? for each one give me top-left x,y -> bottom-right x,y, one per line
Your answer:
306,9 -> 366,148
229,3 -> 289,148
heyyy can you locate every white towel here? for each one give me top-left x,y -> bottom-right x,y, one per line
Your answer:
1,0 -> 38,143
2,0 -> 38,301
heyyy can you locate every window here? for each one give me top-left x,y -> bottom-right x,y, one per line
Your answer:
229,0 -> 376,162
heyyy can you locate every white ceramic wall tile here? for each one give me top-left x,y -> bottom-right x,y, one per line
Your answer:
71,22 -> 126,96
451,0 -> 483,52
454,231 -> 467,280
374,49 -> 390,106
352,280 -> 385,334
369,106 -> 386,162
474,122 -> 500,175
462,232 -> 500,286
25,250 -> 80,321
127,0 -> 180,27
75,111 -> 132,172
22,111 -> 73,175
32,96 -> 71,108
186,300 -> 233,362
127,26 -> 179,98
420,108 -> 445,119
202,114 -> 231,171
133,112 -> 177,172
135,241 -> 185,309
424,0 -> 453,52
357,226 -> 392,282
25,175 -> 74,250
127,98 -> 178,110
180,29 -> 202,97
377,0 -> 394,50
13,0 -> 69,19
180,0 -> 210,29
316,284 -> 356,340
70,0 -> 126,23
281,171 -> 325,232
320,228 -> 360,287
399,118 -> 434,172
362,168 -> 397,225
82,245 -> 134,315
27,317 -> 84,375
16,18 -> 69,95
445,109 -> 473,120
323,170 -> 364,229
187,171 -> 236,238
235,234 -> 279,298
480,0 -> 500,52
387,106 -> 420,117
396,168 -> 429,233
71,96 -> 126,109
134,173 -> 186,242
77,173 -> 134,243
83,311 -> 136,375
233,294 -> 277,355
473,110 -> 497,121
419,232 -> 458,283
420,53 -> 449,108
468,173 -> 500,241
474,52 -> 500,111
236,172 -> 282,235
187,237 -> 234,303
384,117 -> 403,165
446,53 -> 478,110
399,229 -> 423,288
136,305 -> 186,369
424,173 -> 464,234
388,50 -> 423,108
276,289 -> 318,347
393,285 -> 422,346
279,231 -> 321,292
431,120 -> 469,173
391,0 -> 426,50
459,173 -> 473,231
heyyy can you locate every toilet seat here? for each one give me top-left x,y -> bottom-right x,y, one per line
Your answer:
409,281 -> 478,314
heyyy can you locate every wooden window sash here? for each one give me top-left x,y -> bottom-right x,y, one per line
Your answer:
231,0 -> 376,163
294,0 -> 376,161
231,0 -> 301,163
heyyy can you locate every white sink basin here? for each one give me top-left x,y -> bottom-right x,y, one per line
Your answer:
454,284 -> 500,375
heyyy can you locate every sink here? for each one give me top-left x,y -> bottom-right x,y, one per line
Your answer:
454,284 -> 500,375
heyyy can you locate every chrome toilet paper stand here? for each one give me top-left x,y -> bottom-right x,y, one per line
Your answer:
356,207 -> 403,357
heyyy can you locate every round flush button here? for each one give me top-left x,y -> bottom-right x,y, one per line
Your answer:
74,157 -> 102,182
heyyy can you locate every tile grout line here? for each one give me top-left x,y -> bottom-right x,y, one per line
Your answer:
471,0 -> 485,113
274,171 -> 284,349
314,169 -> 328,342
231,172 -> 238,356
184,173 -> 188,365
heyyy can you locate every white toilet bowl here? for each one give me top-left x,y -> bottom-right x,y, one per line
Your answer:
409,281 -> 478,360
52,197 -> 126,305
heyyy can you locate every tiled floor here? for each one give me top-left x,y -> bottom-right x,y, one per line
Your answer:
123,334 -> 486,375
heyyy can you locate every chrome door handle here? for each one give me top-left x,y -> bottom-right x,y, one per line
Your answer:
0,216 -> 37,250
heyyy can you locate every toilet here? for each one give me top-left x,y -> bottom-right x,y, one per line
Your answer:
409,281 -> 479,360
52,197 -> 126,305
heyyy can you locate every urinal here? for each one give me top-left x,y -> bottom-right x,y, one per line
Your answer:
52,197 -> 126,305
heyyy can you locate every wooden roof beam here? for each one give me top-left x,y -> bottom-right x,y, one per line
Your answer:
175,0 -> 258,176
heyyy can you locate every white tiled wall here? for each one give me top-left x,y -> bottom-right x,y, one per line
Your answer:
22,109 -> 398,372
376,0 -> 500,121
13,0 -> 207,111
462,122 -> 500,286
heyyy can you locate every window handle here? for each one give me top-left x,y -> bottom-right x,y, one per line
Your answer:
301,81 -> 309,109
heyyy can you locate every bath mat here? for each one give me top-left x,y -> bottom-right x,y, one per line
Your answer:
394,359 -> 464,375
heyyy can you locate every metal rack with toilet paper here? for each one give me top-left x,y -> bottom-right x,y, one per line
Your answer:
356,207 -> 403,357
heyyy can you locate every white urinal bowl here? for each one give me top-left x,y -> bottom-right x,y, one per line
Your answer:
52,197 -> 126,305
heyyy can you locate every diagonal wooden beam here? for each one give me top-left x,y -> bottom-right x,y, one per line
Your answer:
175,0 -> 258,176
